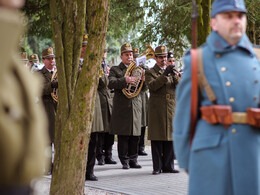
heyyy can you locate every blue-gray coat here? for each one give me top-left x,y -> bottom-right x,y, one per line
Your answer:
173,31 -> 260,195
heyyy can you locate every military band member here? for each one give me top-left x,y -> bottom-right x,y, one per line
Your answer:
79,34 -> 104,181
133,48 -> 148,156
166,51 -> 175,66
173,0 -> 260,194
38,47 -> 58,174
96,48 -> 117,165
86,91 -> 104,181
145,45 -> 179,175
20,52 -> 29,68
29,54 -> 41,72
108,43 -> 144,169
0,0 -> 48,193
79,34 -> 88,69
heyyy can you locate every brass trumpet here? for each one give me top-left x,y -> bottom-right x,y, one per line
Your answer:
172,67 -> 182,80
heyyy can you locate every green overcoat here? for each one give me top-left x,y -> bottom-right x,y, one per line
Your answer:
145,64 -> 178,141
108,62 -> 145,136
140,90 -> 148,127
92,92 -> 104,133
38,67 -> 57,143
98,74 -> 113,133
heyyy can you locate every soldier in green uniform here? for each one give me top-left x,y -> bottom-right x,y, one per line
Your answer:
96,48 -> 117,165
86,90 -> 104,181
80,34 -> 104,181
0,0 -> 48,193
145,46 -> 179,175
29,54 -> 40,72
133,48 -> 148,156
20,52 -> 29,68
108,43 -> 144,169
38,47 -> 58,174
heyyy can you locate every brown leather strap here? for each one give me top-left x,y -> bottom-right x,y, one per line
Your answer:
190,49 -> 198,145
253,48 -> 260,62
197,48 -> 217,104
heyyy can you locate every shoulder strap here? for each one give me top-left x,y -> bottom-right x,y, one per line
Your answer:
253,48 -> 260,62
190,49 -> 198,146
197,48 -> 217,104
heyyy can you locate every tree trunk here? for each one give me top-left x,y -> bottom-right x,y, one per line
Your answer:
49,0 -> 110,194
197,0 -> 211,46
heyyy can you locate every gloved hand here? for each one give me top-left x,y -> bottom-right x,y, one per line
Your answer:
163,65 -> 174,76
51,80 -> 58,89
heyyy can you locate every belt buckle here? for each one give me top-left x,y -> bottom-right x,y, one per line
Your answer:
166,94 -> 170,99
232,112 -> 247,124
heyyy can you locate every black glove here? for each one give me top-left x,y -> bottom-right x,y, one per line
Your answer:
163,65 -> 174,76
51,80 -> 58,89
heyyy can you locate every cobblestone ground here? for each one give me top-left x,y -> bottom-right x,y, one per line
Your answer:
33,144 -> 188,195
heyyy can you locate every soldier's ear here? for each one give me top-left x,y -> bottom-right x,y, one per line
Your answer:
210,18 -> 217,31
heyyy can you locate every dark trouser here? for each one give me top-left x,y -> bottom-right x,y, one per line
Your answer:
118,135 -> 140,165
86,132 -> 98,175
0,186 -> 31,195
151,140 -> 174,172
138,126 -> 146,152
96,132 -> 115,161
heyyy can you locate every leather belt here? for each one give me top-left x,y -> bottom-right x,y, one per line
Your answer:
151,93 -> 174,99
200,105 -> 260,128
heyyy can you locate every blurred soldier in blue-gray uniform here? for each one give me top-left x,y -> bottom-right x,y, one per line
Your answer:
173,0 -> 260,194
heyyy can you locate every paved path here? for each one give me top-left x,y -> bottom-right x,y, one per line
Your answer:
35,144 -> 188,195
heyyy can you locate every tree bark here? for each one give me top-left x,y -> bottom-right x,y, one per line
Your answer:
197,0 -> 211,46
49,0 -> 110,194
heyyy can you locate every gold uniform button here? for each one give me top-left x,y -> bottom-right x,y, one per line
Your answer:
221,67 -> 226,72
226,81 -> 231,86
255,80 -> 258,83
229,97 -> 235,103
253,96 -> 257,100
232,129 -> 237,134
216,54 -> 221,58
254,66 -> 257,70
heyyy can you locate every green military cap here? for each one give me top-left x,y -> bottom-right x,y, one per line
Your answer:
133,48 -> 139,58
82,34 -> 88,45
121,43 -> 133,54
29,54 -> 39,62
20,52 -> 28,61
42,47 -> 55,59
155,45 -> 167,56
